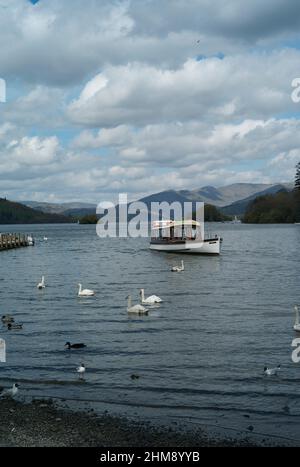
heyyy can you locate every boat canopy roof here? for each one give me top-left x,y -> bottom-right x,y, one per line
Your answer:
151,219 -> 200,230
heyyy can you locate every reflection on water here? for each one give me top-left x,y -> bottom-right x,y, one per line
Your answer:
0,223 -> 300,442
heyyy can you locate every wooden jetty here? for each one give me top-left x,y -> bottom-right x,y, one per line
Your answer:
0,233 -> 34,251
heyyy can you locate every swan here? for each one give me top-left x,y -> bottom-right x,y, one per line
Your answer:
43,236 -> 48,241
78,284 -> 95,297
127,296 -> 148,315
77,363 -> 86,379
65,342 -> 86,349
171,260 -> 184,272
140,289 -> 162,304
264,365 -> 281,376
37,276 -> 45,289
0,383 -> 19,398
294,306 -> 300,331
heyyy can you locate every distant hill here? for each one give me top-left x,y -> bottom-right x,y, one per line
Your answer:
23,201 -> 96,215
19,183 -> 293,221
243,190 -> 299,223
133,184 -> 287,208
221,184 -> 289,216
0,198 -> 73,224
80,204 -> 230,224
63,207 -> 96,218
178,183 -> 292,206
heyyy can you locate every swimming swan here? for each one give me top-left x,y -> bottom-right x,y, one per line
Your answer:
127,296 -> 148,315
171,260 -> 184,272
78,284 -> 95,297
140,289 -> 162,304
37,276 -> 45,289
294,306 -> 300,331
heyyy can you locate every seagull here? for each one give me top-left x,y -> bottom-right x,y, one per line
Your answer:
37,276 -> 45,290
0,383 -> 19,398
264,365 -> 281,376
43,236 -> 48,241
77,363 -> 86,379
65,342 -> 86,350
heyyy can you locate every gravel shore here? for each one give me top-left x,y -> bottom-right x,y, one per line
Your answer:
0,398 -> 279,447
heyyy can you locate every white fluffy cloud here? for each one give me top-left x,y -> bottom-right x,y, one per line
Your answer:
68,50 -> 299,127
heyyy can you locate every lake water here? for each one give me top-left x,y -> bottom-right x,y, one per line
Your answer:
0,223 -> 300,443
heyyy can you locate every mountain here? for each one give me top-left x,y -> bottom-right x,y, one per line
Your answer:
23,201 -> 96,215
187,183 -> 292,206
0,198 -> 73,224
220,184 -> 289,216
119,183 -> 292,209
21,183 -> 293,218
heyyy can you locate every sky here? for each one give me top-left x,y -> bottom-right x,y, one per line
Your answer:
1,0 -> 300,203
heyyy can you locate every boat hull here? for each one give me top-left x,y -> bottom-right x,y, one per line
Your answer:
150,238 -> 221,254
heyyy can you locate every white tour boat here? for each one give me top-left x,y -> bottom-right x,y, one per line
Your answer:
150,220 -> 222,255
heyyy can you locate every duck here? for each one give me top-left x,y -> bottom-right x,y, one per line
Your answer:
78,284 -> 95,297
7,323 -> 23,330
127,295 -> 148,315
264,365 -> 281,376
0,383 -> 19,398
171,260 -> 184,272
37,276 -> 45,290
1,315 -> 14,324
130,374 -> 140,380
294,306 -> 300,331
65,342 -> 86,350
77,363 -> 86,379
139,288 -> 162,304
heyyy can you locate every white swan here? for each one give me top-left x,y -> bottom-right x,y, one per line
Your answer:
127,295 -> 148,315
171,260 -> 184,272
140,288 -> 162,304
78,284 -> 95,297
37,276 -> 45,289
294,306 -> 300,331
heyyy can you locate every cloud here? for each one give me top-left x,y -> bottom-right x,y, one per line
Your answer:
1,86 -> 65,127
0,1 -> 300,202
68,49 -> 300,127
72,117 -> 300,186
2,0 -> 300,87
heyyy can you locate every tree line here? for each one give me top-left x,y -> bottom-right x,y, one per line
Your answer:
243,162 -> 300,223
